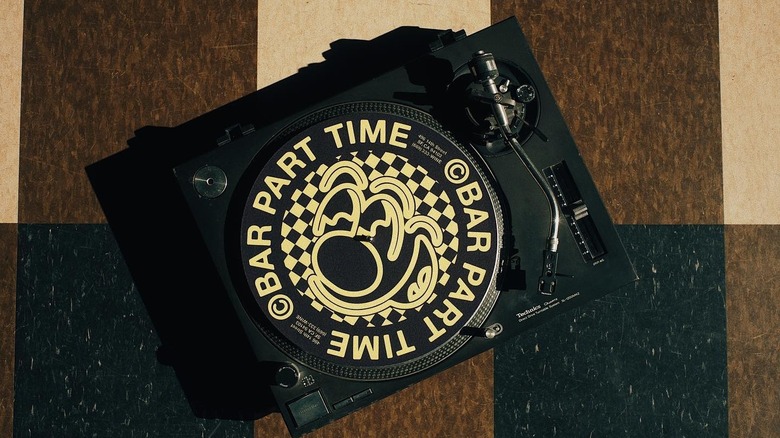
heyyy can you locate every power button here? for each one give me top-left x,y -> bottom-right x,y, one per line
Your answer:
287,391 -> 329,427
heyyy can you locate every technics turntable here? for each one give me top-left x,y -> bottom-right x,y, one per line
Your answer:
167,17 -> 636,437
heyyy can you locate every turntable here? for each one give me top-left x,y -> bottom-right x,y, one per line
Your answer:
168,17 -> 636,437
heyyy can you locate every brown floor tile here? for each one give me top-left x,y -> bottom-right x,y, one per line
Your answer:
19,0 -> 257,223
726,225 -> 780,438
0,224 -> 17,438
492,1 -> 722,225
255,352 -> 493,438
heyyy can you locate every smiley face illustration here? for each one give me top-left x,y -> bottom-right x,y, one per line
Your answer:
306,160 -> 444,317
279,151 -> 459,323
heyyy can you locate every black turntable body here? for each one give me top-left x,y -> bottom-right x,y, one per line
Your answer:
147,17 -> 637,437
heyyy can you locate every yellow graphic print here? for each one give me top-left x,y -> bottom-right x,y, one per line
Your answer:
280,151 -> 459,325
309,160 -> 443,316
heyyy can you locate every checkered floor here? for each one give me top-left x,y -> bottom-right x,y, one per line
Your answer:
1,1 -> 777,437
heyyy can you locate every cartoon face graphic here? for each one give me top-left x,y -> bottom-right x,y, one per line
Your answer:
280,151 -> 459,324
307,160 -> 444,317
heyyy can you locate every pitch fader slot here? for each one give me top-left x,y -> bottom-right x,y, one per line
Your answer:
544,162 -> 607,261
